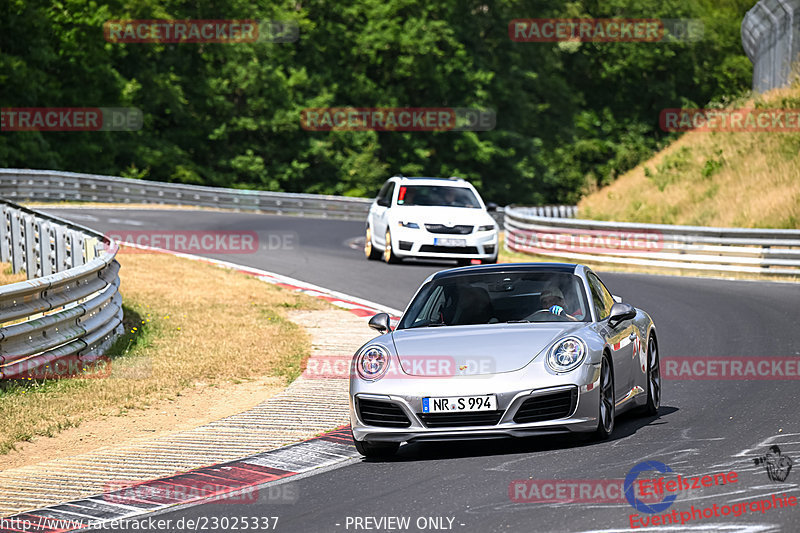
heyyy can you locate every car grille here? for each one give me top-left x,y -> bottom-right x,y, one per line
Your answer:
419,245 -> 479,254
418,410 -> 504,428
425,224 -> 473,235
357,399 -> 411,428
513,388 -> 578,424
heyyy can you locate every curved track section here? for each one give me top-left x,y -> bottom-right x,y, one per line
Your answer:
44,208 -> 800,533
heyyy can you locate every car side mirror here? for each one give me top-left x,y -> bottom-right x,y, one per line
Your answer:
368,312 -> 391,334
486,202 -> 498,212
608,302 -> 636,328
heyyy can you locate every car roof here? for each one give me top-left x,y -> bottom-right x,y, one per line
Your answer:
390,176 -> 469,186
430,262 -> 580,281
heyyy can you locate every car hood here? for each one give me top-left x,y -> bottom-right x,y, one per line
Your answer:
391,323 -> 584,376
391,206 -> 494,227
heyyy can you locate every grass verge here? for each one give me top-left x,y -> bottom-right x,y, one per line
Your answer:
578,86 -> 800,228
0,252 -> 329,455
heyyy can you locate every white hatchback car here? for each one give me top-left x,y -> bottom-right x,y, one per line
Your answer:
364,176 -> 499,265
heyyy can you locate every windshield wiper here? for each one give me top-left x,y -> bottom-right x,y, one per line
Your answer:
408,322 -> 448,329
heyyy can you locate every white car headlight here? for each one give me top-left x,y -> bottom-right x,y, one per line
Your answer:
546,337 -> 587,373
397,221 -> 420,229
355,345 -> 390,380
478,224 -> 496,232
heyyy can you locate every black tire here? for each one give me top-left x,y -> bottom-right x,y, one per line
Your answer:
364,226 -> 381,260
383,230 -> 401,264
593,354 -> 615,440
353,439 -> 400,458
640,335 -> 661,416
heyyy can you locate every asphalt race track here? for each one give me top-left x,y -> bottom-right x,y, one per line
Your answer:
46,208 -> 800,533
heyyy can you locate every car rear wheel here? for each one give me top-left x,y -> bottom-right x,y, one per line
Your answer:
593,355 -> 615,440
383,230 -> 400,263
640,336 -> 661,416
353,438 -> 399,458
364,226 -> 381,260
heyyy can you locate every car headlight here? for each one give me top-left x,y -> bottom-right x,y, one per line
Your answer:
355,345 -> 390,381
478,224 -> 496,232
397,221 -> 420,229
546,337 -> 587,373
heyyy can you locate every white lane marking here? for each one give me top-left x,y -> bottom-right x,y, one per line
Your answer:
42,212 -> 99,222
107,217 -> 146,226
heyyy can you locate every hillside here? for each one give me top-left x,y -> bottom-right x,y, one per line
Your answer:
578,86 -> 800,229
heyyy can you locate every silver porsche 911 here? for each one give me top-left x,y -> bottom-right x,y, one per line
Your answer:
349,263 -> 661,457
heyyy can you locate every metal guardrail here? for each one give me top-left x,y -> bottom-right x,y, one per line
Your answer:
0,169 -> 578,225
0,199 -> 122,379
0,169 -> 374,221
504,206 -> 800,276
742,0 -> 800,92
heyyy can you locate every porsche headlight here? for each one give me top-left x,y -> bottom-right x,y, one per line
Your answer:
355,345 -> 390,381
546,337 -> 587,373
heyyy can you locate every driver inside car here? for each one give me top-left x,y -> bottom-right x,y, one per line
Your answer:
540,286 -> 579,321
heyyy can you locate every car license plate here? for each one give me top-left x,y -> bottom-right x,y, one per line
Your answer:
422,394 -> 496,413
434,238 -> 467,247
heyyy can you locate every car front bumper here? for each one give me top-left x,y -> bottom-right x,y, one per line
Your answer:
350,360 -> 602,443
391,226 -> 498,260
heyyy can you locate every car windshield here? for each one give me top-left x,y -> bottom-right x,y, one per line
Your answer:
397,185 -> 480,208
397,271 -> 590,329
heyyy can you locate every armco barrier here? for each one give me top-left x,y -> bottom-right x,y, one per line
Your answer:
0,169 -> 578,224
742,0 -> 800,92
0,199 -> 122,379
505,206 -> 800,276
0,169 -> 374,221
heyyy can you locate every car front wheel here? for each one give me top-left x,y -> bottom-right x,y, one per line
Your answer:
593,355 -> 615,440
383,230 -> 400,264
640,336 -> 661,416
364,226 -> 381,260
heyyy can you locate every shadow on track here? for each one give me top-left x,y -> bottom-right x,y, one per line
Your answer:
360,406 -> 679,463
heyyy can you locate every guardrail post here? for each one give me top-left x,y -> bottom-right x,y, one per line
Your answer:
0,207 -> 10,263
54,225 -> 67,273
10,211 -> 23,274
39,222 -> 54,277
23,215 -> 37,280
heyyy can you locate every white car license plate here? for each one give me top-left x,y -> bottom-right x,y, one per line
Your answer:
422,394 -> 496,413
434,238 -> 467,247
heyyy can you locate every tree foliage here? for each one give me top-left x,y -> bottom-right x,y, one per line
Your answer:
0,0 -> 756,204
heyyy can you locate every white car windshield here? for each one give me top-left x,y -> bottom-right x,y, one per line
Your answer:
398,271 -> 591,328
397,185 -> 480,208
